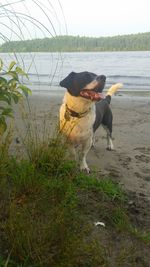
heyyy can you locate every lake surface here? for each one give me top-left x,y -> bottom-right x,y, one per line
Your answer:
1,51 -> 150,94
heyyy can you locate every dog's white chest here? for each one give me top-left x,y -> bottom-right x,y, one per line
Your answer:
60,103 -> 95,144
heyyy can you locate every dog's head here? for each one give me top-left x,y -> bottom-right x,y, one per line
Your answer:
59,71 -> 106,101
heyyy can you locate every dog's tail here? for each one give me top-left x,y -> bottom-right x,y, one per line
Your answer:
106,83 -> 123,97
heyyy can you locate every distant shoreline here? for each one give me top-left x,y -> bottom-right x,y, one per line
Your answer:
1,32 -> 150,52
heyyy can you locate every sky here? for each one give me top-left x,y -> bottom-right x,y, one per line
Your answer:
62,0 -> 150,36
0,0 -> 150,42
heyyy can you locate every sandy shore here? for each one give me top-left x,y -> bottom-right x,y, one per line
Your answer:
12,93 -> 150,203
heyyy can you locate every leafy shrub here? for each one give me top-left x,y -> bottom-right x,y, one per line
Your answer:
0,58 -> 31,135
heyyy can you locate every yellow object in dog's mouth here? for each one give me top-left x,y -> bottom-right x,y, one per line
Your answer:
80,89 -> 104,101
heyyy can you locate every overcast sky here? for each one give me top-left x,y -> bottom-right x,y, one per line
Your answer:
63,0 -> 150,36
0,0 -> 150,42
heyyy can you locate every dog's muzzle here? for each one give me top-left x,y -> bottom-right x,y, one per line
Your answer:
79,75 -> 106,101
80,90 -> 104,101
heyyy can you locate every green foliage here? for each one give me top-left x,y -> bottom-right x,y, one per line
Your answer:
0,116 -> 149,266
0,137 -> 149,266
0,59 -> 31,135
130,227 -> 150,244
0,32 -> 150,52
0,148 -> 108,267
75,173 -> 126,201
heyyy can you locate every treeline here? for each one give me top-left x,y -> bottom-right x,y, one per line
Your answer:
0,32 -> 150,52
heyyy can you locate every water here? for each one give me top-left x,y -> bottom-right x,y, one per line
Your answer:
1,51 -> 150,94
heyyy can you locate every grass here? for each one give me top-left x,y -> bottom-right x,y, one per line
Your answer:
0,125 -> 149,267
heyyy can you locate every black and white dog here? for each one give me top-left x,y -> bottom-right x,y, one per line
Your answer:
59,71 -> 122,173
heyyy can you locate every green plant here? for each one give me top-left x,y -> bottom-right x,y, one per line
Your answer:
0,142 -> 149,266
0,106 -> 149,266
75,173 -> 126,201
0,58 -> 31,135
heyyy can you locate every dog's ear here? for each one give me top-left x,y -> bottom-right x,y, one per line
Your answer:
59,72 -> 76,89
60,72 -> 81,96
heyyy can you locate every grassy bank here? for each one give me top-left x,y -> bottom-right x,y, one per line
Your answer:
0,129 -> 149,267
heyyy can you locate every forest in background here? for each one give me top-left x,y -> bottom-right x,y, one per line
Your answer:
0,32 -> 150,52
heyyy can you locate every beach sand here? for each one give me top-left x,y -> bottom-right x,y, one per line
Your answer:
12,93 -> 150,207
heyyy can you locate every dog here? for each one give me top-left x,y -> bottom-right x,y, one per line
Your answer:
59,71 -> 122,173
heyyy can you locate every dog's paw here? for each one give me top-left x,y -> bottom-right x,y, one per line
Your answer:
81,168 -> 91,174
106,139 -> 114,151
106,145 -> 114,151
107,147 -> 113,151
80,164 -> 91,174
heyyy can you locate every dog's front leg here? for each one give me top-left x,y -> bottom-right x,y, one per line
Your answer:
68,144 -> 77,161
79,138 -> 92,174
